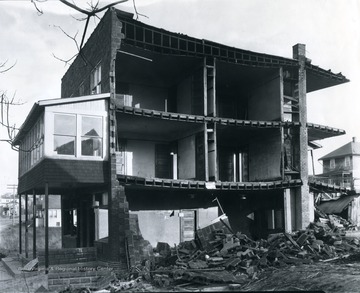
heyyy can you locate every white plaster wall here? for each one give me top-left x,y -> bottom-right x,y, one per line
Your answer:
198,207 -> 219,228
178,136 -> 196,179
133,207 -> 219,247
127,140 -> 155,178
133,210 -> 180,247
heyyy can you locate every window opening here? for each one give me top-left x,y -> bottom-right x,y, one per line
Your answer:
90,64 -> 101,94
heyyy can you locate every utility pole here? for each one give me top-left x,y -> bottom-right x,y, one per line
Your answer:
7,184 -> 17,226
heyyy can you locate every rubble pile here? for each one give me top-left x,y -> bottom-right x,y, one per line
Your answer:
143,213 -> 360,289
87,213 -> 360,292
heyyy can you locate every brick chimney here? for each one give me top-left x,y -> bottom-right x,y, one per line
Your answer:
353,137 -> 357,143
293,43 -> 306,60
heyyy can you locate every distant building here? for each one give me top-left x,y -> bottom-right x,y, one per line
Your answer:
36,195 -> 61,228
317,137 -> 360,193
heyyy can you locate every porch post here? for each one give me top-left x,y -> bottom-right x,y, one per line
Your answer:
19,194 -> 22,255
44,183 -> 49,274
33,190 -> 36,259
25,193 -> 28,258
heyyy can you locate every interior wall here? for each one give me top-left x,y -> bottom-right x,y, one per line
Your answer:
132,210 -> 180,247
128,84 -> 168,111
178,135 -> 196,180
248,71 -> 281,121
127,140 -> 155,177
132,207 -> 219,247
177,76 -> 192,114
198,207 -> 219,228
248,132 -> 282,181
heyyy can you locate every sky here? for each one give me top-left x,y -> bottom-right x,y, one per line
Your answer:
0,0 -> 359,194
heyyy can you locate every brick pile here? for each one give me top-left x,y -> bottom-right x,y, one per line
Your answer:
145,212 -> 360,287
94,212 -> 360,291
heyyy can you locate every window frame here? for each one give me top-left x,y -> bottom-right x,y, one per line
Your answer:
81,115 -> 103,157
52,112 -> 105,159
53,113 -> 77,156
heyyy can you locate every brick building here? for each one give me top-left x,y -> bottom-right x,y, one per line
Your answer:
13,8 -> 350,272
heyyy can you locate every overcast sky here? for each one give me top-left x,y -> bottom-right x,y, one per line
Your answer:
0,0 -> 359,194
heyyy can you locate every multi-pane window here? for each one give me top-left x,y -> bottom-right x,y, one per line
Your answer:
90,64 -> 101,94
81,116 -> 103,157
19,115 -> 44,175
54,114 -> 76,155
53,113 -> 103,158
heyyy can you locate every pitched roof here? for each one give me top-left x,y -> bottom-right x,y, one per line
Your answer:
319,140 -> 360,160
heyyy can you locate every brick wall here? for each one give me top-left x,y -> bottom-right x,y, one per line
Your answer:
61,10 -> 112,98
196,217 -> 231,252
38,247 -> 96,266
48,266 -> 113,292
61,8 -> 124,98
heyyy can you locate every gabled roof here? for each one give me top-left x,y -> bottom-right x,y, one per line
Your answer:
319,140 -> 360,160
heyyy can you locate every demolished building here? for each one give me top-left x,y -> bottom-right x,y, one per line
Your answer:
12,8 -> 350,274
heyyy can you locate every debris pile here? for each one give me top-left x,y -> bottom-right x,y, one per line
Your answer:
141,213 -> 360,289
81,213 -> 360,292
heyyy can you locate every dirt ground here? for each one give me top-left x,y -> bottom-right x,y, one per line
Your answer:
239,254 -> 360,293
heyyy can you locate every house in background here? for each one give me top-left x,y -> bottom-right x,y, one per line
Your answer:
314,137 -> 360,226
315,137 -> 360,193
36,195 -> 62,228
12,8 -> 350,272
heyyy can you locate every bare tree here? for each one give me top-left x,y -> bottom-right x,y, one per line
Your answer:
33,0 -> 146,65
0,61 -> 24,149
1,0 -> 145,150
